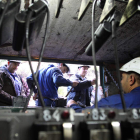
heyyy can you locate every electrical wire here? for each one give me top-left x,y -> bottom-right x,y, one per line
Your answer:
23,3 -> 50,111
112,20 -> 126,112
0,0 -> 10,29
92,0 -> 98,108
25,11 -> 45,109
36,7 -> 50,78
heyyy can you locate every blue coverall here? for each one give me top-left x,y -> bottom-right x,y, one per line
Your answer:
27,64 -> 73,106
70,86 -> 140,112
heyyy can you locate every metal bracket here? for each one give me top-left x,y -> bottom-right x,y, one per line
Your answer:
99,0 -> 116,23
78,0 -> 93,20
119,0 -> 140,26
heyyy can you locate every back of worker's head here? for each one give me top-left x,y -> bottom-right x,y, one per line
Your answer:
120,57 -> 140,81
120,57 -> 140,93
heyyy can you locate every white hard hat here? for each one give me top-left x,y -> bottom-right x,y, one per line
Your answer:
78,65 -> 90,69
120,57 -> 140,74
8,60 -> 21,63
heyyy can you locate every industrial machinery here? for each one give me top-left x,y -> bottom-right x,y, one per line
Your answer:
0,0 -> 140,140
1,107 -> 140,140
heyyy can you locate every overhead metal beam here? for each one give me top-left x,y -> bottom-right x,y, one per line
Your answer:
78,0 -> 92,20
0,55 -> 103,65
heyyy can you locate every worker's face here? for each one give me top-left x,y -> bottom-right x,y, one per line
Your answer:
78,66 -> 89,77
121,73 -> 130,93
61,66 -> 68,74
7,62 -> 20,73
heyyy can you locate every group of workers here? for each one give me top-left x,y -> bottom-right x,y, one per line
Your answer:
0,57 -> 140,112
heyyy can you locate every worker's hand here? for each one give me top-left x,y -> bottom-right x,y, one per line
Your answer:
33,93 -> 38,100
91,79 -> 96,85
67,99 -> 77,107
72,81 -> 79,87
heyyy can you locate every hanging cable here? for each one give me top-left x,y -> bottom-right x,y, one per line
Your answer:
112,19 -> 126,112
0,0 -> 10,29
23,3 -> 50,111
25,10 -> 45,108
92,0 -> 98,108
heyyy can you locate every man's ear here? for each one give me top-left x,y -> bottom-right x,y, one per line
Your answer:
129,75 -> 135,86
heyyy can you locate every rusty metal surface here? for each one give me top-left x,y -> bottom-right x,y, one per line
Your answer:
0,0 -> 140,64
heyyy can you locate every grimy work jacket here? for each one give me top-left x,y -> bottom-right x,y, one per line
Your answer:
0,65 -> 28,106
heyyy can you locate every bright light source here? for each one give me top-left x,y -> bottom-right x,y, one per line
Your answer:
111,122 -> 120,127
63,123 -> 72,129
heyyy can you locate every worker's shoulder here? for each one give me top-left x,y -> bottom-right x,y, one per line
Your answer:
49,67 -> 61,74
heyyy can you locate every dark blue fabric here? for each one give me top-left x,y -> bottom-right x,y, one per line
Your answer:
67,74 -> 93,106
7,70 -> 22,96
14,76 -> 22,96
70,86 -> 140,112
27,64 -> 73,106
70,104 -> 83,112
37,64 -> 57,99
37,98 -> 56,107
